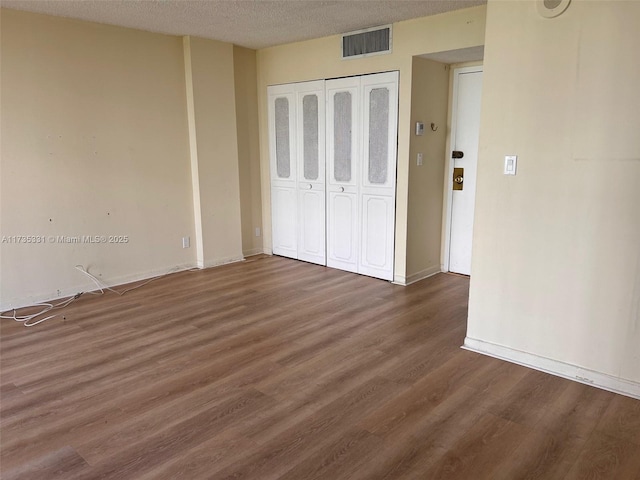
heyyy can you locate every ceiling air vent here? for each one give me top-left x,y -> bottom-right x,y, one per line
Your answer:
342,25 -> 392,60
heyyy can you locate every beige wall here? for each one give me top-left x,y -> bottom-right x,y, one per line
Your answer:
467,0 -> 640,388
233,46 -> 263,257
406,57 -> 449,282
256,5 -> 486,283
185,36 -> 244,266
0,10 -> 248,309
1,9 -> 194,308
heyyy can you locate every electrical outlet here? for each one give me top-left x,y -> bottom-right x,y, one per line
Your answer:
417,153 -> 423,166
182,236 -> 190,248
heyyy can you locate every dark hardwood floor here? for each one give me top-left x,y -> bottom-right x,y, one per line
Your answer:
1,255 -> 639,479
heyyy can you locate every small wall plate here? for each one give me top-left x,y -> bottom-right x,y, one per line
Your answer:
537,0 -> 571,18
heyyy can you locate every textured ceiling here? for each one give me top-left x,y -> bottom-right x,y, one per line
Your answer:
1,0 -> 486,50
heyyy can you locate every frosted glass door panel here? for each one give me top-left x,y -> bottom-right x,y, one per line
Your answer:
333,92 -> 352,182
359,72 -> 398,281
302,94 -> 319,181
326,76 -> 360,273
367,88 -> 389,185
327,79 -> 359,189
268,85 -> 297,258
362,75 -> 397,190
296,80 -> 326,265
274,98 -> 291,179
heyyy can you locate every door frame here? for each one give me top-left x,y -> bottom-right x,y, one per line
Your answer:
442,65 -> 483,273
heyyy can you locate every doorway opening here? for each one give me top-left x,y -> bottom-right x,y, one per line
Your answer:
405,46 -> 483,284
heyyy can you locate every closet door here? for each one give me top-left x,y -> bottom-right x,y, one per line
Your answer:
359,71 -> 398,281
270,73 -> 398,280
326,77 -> 360,273
268,85 -> 297,259
296,81 -> 326,265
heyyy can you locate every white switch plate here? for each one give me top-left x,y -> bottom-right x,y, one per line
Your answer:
504,155 -> 517,175
182,236 -> 190,248
417,153 -> 423,166
255,227 -> 261,237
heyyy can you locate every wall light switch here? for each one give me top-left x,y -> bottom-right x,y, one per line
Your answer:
504,155 -> 517,175
255,227 -> 261,237
182,236 -> 190,248
417,153 -> 423,166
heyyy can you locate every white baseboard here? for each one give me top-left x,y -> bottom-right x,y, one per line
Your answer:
202,254 -> 245,269
394,265 -> 442,286
1,255 -> 247,311
463,337 -> 640,400
242,248 -> 264,258
1,263 -> 197,312
406,265 -> 442,285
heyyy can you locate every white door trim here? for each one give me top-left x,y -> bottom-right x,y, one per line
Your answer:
442,65 -> 483,273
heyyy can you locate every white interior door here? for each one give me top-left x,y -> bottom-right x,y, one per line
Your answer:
448,67 -> 483,275
268,85 -> 297,259
359,72 -> 398,281
326,77 -> 360,273
296,81 -> 326,265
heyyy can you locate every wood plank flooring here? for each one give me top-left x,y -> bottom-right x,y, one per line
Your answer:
1,255 -> 639,479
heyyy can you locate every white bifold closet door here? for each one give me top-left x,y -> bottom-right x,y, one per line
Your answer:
268,72 -> 398,281
326,71 -> 398,281
268,80 -> 325,265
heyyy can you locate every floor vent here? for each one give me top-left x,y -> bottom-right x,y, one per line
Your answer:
342,25 -> 392,60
